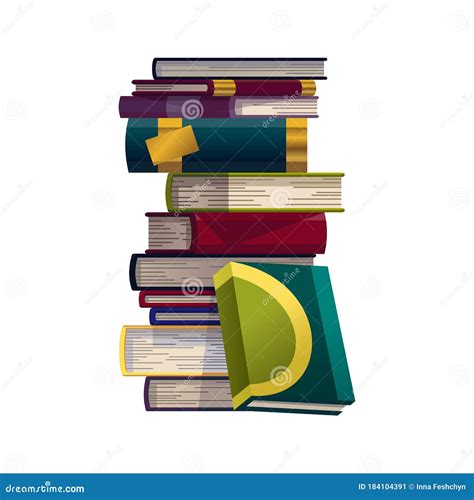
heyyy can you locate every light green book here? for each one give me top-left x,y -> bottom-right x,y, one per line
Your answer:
213,262 -> 354,415
166,173 -> 344,212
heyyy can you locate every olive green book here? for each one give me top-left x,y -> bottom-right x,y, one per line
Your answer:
166,173 -> 344,212
213,262 -> 354,415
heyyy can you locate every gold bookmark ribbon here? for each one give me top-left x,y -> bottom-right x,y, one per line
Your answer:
145,119 -> 200,172
286,118 -> 307,172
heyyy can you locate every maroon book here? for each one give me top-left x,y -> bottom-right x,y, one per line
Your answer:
139,289 -> 216,308
131,79 -> 316,97
118,95 -> 318,118
145,212 -> 327,256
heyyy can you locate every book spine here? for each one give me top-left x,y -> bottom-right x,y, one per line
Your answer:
233,80 -> 316,97
132,78 -> 215,96
312,267 -> 355,404
119,96 -> 233,118
129,254 -> 139,291
126,118 -> 306,174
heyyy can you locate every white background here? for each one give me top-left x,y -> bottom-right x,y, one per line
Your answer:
0,0 -> 472,473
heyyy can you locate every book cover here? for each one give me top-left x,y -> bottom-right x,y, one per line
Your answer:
125,118 -> 307,173
132,79 -> 316,97
145,212 -> 327,256
213,262 -> 354,414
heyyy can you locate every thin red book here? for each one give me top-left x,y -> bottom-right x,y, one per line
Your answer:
139,289 -> 216,308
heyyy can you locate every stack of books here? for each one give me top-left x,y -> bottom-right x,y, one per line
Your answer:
119,58 -> 354,415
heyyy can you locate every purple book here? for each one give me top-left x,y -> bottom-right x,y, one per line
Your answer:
118,95 -> 318,119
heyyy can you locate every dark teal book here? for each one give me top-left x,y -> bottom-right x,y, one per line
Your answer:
125,117 -> 307,173
213,262 -> 355,415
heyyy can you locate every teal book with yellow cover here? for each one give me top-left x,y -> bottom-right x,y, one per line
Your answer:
213,262 -> 354,415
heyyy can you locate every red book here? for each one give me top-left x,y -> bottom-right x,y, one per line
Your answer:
145,212 -> 326,256
131,79 -> 316,97
139,289 -> 216,308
